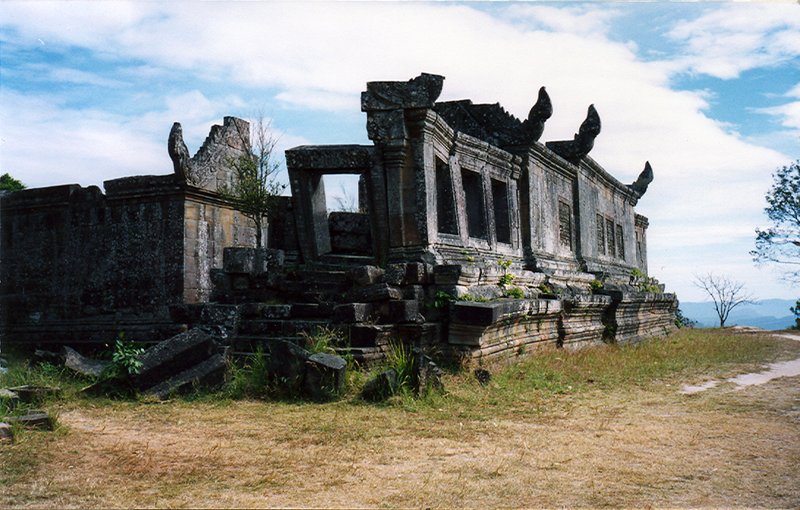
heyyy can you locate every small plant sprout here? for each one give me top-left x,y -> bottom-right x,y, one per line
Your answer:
497,258 -> 515,288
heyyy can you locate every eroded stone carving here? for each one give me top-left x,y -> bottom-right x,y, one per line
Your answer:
361,73 -> 444,111
629,161 -> 654,198
168,122 -> 192,181
168,116 -> 251,190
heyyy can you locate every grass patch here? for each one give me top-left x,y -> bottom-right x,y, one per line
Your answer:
2,328 -> 799,508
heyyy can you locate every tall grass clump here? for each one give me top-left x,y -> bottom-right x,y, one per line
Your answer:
225,346 -> 271,399
385,338 -> 417,394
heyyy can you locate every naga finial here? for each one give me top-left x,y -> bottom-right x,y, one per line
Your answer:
545,104 -> 602,164
523,86 -> 552,142
168,122 -> 191,181
629,161 -> 654,198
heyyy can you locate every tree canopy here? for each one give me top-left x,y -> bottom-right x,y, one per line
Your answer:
0,173 -> 26,192
752,159 -> 800,283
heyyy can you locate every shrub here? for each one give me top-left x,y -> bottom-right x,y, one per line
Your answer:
505,287 -> 525,299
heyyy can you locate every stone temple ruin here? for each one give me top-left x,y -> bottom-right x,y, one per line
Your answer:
0,73 -> 677,367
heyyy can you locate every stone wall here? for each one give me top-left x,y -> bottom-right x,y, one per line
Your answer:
0,178 -> 258,348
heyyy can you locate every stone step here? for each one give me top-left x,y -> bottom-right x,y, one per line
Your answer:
238,319 -> 331,336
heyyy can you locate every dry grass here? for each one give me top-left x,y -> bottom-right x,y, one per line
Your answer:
2,329 -> 799,508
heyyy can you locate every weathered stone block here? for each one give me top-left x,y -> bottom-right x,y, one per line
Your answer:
333,303 -> 374,323
349,324 -> 393,347
268,340 -> 310,393
304,353 -> 347,401
383,264 -> 407,285
7,385 -> 61,404
7,410 -> 54,431
433,265 -> 480,285
349,265 -> 385,286
361,368 -> 398,401
144,353 -> 227,400
385,300 -> 420,323
223,247 -> 285,275
136,328 -> 219,392
403,284 -> 425,302
63,346 -> 109,378
347,283 -> 402,303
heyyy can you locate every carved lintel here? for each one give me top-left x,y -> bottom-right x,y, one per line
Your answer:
361,73 -> 444,112
628,161 -> 654,198
522,86 -> 552,142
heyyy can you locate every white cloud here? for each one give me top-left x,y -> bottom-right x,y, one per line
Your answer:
666,4 -> 800,79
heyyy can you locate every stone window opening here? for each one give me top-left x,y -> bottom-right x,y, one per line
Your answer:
605,217 -> 615,257
616,223 -> 625,260
461,168 -> 487,240
435,157 -> 458,235
558,199 -> 572,250
491,178 -> 511,244
596,213 -> 606,255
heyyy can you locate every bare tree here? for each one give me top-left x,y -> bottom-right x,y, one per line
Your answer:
219,115 -> 286,249
693,273 -> 755,327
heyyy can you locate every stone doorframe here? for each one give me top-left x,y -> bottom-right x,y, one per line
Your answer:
285,145 -> 386,264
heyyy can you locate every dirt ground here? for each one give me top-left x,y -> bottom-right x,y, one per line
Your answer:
2,336 -> 799,508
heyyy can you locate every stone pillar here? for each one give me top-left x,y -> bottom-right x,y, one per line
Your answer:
288,169 -> 331,261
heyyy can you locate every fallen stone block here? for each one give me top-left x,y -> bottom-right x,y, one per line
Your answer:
361,369 -> 398,401
304,353 -> 347,401
0,422 -> 13,443
269,340 -> 311,394
7,410 -> 55,431
136,328 -> 220,392
7,385 -> 61,404
63,346 -> 110,378
143,354 -> 227,400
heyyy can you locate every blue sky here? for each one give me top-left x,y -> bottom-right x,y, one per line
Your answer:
1,1 -> 798,302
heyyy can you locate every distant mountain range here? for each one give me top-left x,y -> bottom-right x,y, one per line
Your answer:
680,298 -> 797,330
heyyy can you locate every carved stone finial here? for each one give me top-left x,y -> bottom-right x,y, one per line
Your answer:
168,122 -> 191,181
578,104 -> 601,147
545,104 -> 602,164
523,86 -> 552,142
629,161 -> 654,198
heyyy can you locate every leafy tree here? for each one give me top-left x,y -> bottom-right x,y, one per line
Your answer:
791,299 -> 800,330
219,116 -> 286,249
0,173 -> 25,192
693,272 -> 755,328
752,160 -> 800,283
